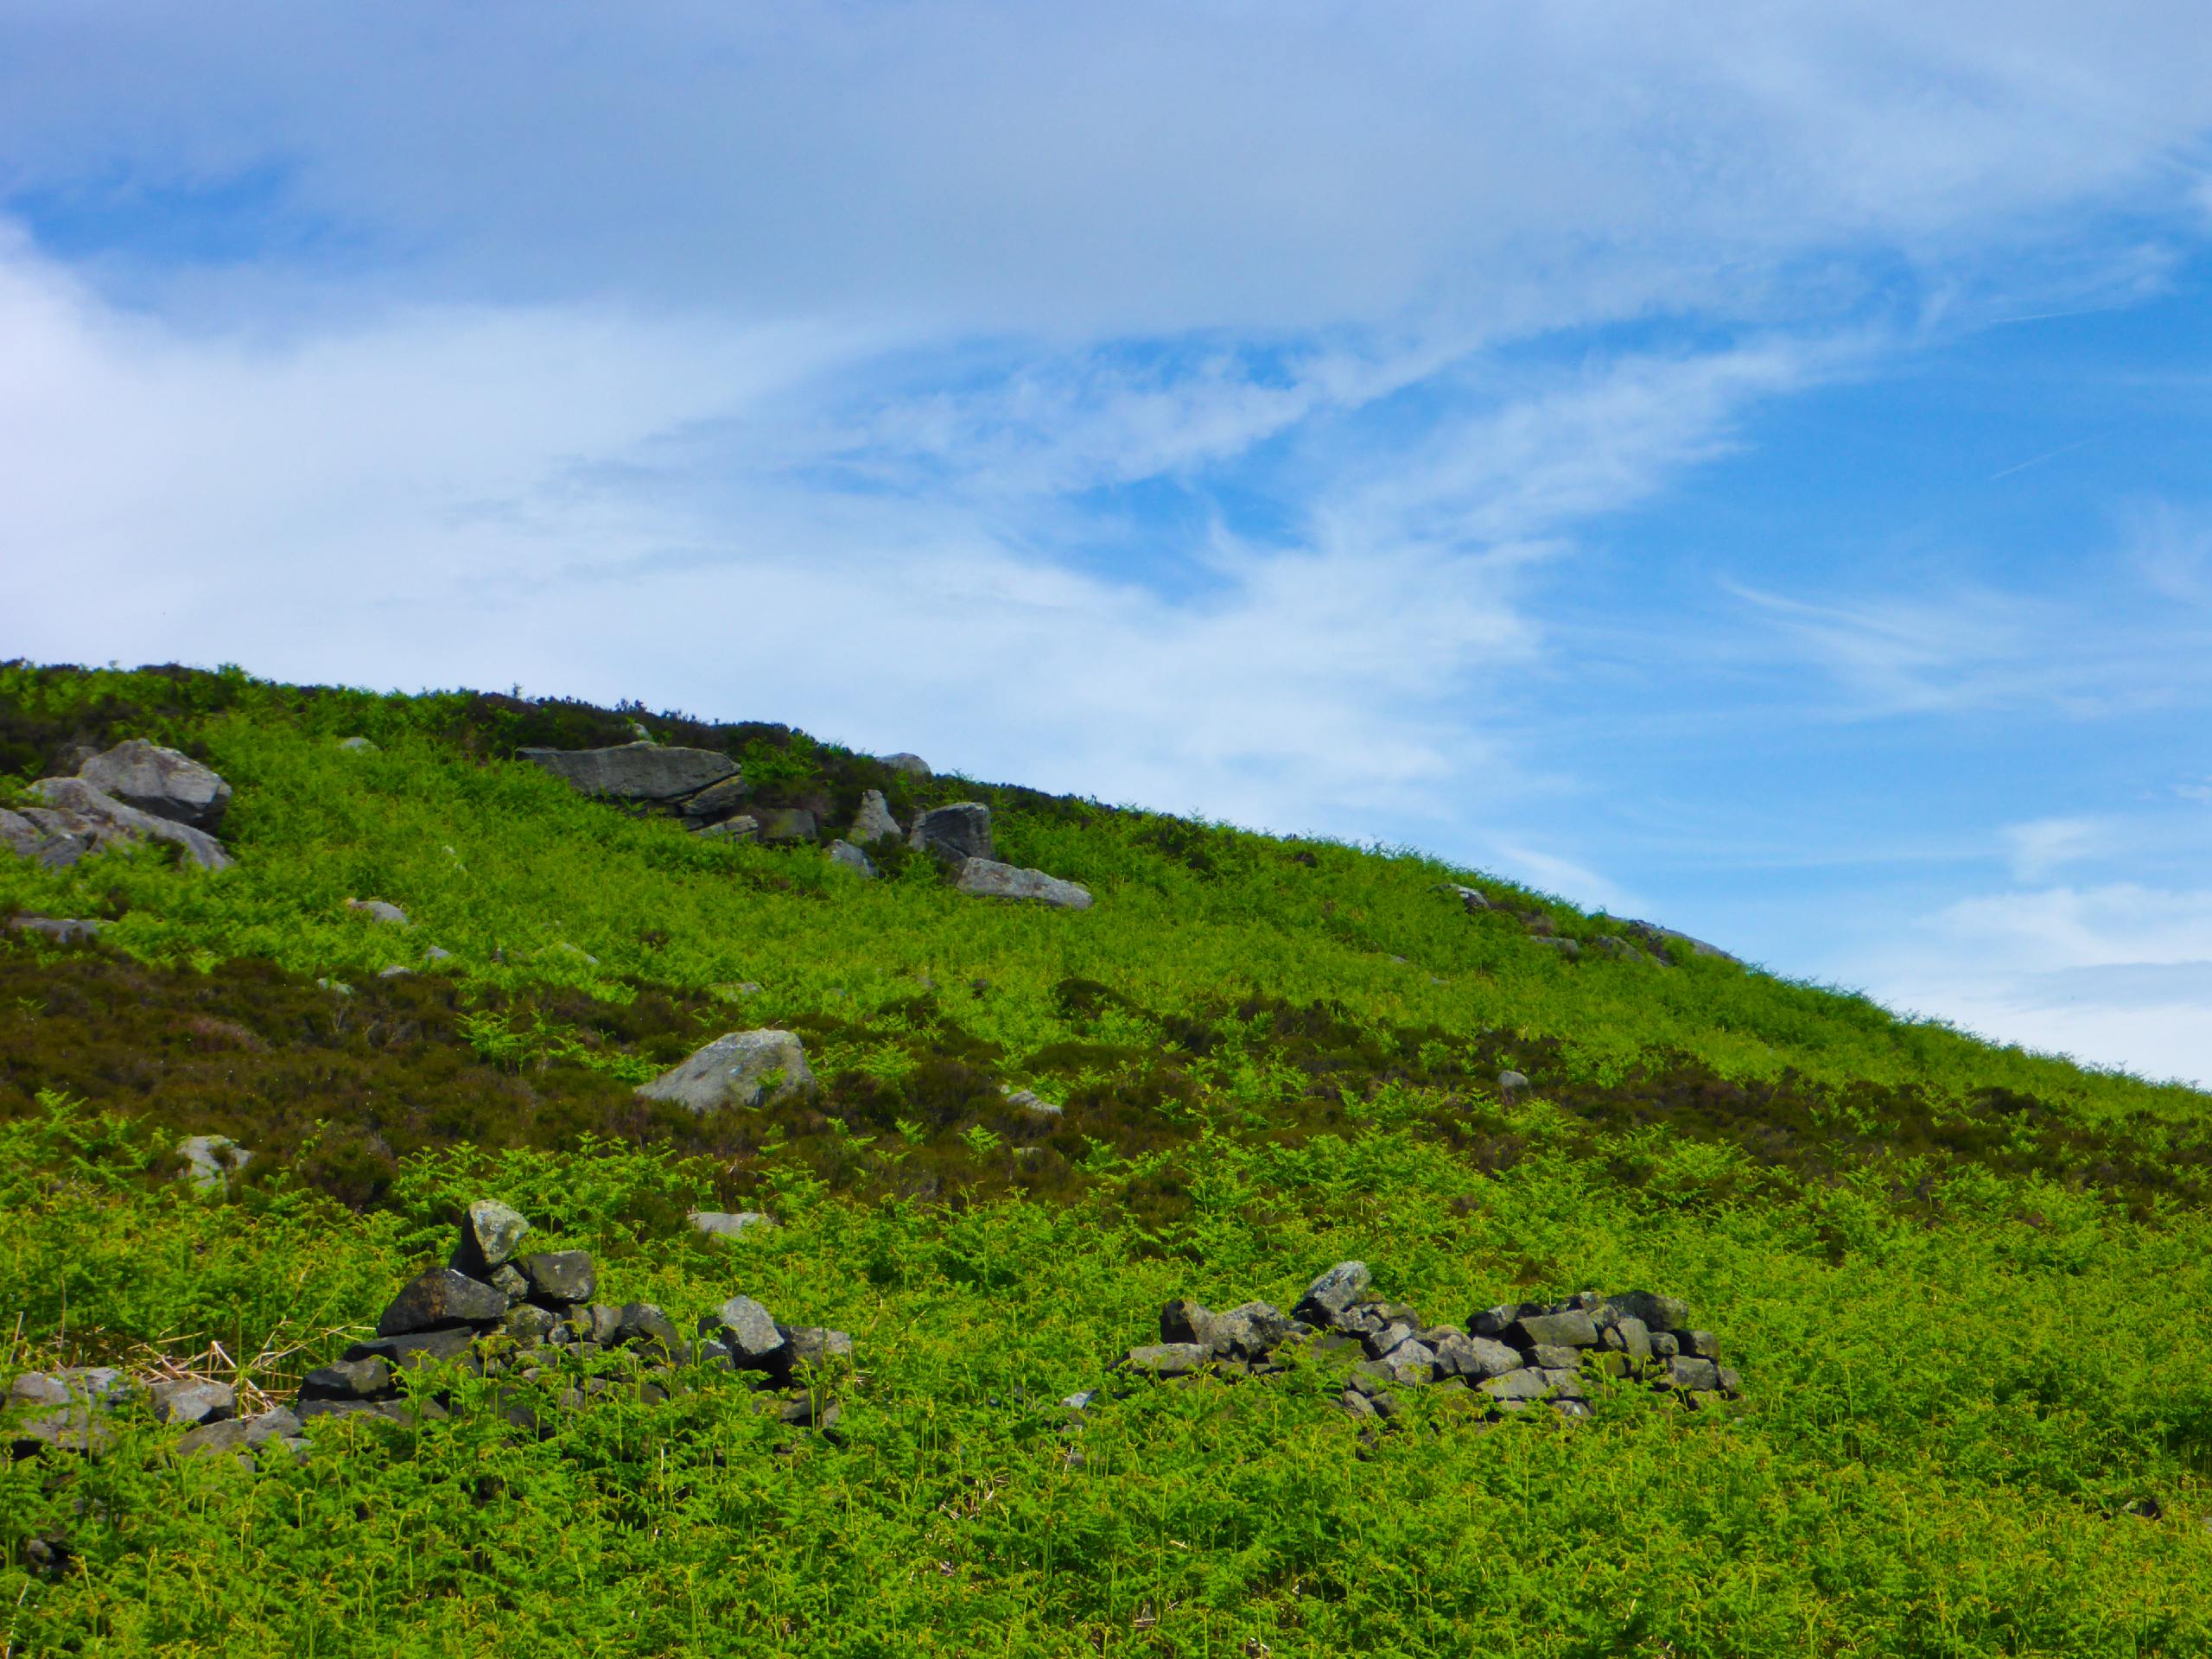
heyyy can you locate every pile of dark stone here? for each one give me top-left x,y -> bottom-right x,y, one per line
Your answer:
298,1199 -> 854,1433
1116,1262 -> 1741,1427
6,1200 -> 853,1471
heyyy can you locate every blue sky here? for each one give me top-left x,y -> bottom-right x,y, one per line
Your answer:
4,3 -> 2211,1081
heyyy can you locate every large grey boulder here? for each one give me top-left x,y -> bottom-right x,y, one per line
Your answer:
1207,1302 -> 1292,1361
10,916 -> 102,944
75,739 -> 232,831
149,1379 -> 238,1427
346,898 -> 410,925
954,858 -> 1093,910
519,742 -> 738,803
679,775 -> 753,825
911,803 -> 994,863
19,778 -> 232,871
880,753 -> 931,777
1505,1310 -> 1600,1350
637,1029 -> 815,1113
176,1135 -> 252,1194
518,1250 -> 597,1306
849,789 -> 901,843
828,839 -> 877,877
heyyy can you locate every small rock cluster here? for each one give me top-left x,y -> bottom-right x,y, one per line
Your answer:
298,1200 -> 853,1434
1,740 -> 234,872
1117,1262 -> 1742,1427
5,1201 -> 853,1471
1437,884 -> 1740,967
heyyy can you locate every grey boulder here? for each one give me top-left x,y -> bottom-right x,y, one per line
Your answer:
75,739 -> 232,831
1433,1332 -> 1525,1381
849,789 -> 902,843
1119,1344 -> 1209,1378
345,898 -> 410,926
690,1210 -> 777,1240
752,807 -> 817,843
149,1379 -> 238,1427
1605,1291 -> 1691,1333
911,803 -> 994,863
695,817 -> 760,843
1621,920 -> 1741,964
518,1250 -> 597,1306
636,1029 -> 815,1113
176,1135 -> 252,1194
880,753 -> 931,777
954,858 -> 1092,910
828,839 -> 877,877
10,915 -> 100,946
701,1295 -> 786,1367
20,778 -> 232,870
519,743 -> 738,803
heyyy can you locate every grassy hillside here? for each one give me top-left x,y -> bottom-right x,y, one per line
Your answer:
3,659 -> 2211,1656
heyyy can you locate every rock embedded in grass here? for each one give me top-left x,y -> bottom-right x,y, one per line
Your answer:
176,1134 -> 253,1194
828,838 -> 877,877
954,858 -> 1093,909
18,777 -> 233,871
637,1029 -> 816,1113
345,897 -> 410,925
690,1210 -> 777,1240
849,788 -> 901,843
519,741 -> 739,803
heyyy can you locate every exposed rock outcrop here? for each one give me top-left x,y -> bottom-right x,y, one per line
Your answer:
16,778 -> 232,871
849,789 -> 902,844
75,739 -> 232,831
910,803 -> 995,864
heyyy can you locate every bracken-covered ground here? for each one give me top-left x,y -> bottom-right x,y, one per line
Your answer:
3,659 -> 2211,1656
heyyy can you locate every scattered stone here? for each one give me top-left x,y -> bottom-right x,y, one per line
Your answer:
299,1357 -> 394,1403
338,736 -> 378,753
1001,1085 -> 1063,1116
1620,919 -> 1741,964
1496,1070 -> 1529,1094
423,945 -> 452,962
954,858 -> 1093,909
849,789 -> 902,843
76,739 -> 232,831
9,915 -> 104,944
17,777 -> 233,870
1543,938 -> 1584,963
377,964 -> 411,978
376,1268 -> 510,1337
828,839 -> 877,877
880,753 -> 931,777
519,743 -> 739,804
690,1211 -> 777,1240
636,1029 -> 816,1113
910,803 -> 994,863
176,1406 -> 302,1461
176,1134 -> 252,1194
346,898 -> 410,926
1438,884 -> 1492,912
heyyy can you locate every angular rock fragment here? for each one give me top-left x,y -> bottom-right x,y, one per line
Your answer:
849,788 -> 902,843
1294,1262 -> 1371,1327
176,1134 -> 252,1194
1505,1310 -> 1599,1350
690,1211 -> 776,1240
828,839 -> 877,877
21,778 -> 232,870
299,1357 -> 394,1402
149,1379 -> 237,1426
1605,1291 -> 1690,1333
700,1295 -> 786,1369
880,753 -> 931,777
1119,1344 -> 1209,1378
1207,1302 -> 1290,1361
1433,1332 -> 1525,1381
518,1250 -> 596,1306
450,1198 -> 531,1277
1159,1300 -> 1217,1346
346,898 -> 410,926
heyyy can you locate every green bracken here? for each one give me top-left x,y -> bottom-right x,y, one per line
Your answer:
2,660 -> 2209,1656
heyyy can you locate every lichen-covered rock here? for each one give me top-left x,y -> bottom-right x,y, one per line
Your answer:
954,858 -> 1092,910
346,898 -> 410,925
76,739 -> 232,831
1119,1344 -> 1209,1378
450,1199 -> 531,1277
518,1250 -> 596,1306
828,839 -> 877,877
849,789 -> 901,843
1294,1262 -> 1372,1327
701,1295 -> 786,1368
518,743 -> 739,803
149,1379 -> 237,1426
880,753 -> 931,777
1432,1332 -> 1524,1381
1506,1310 -> 1600,1350
1605,1291 -> 1691,1333
176,1134 -> 252,1194
690,1211 -> 776,1240
910,803 -> 994,863
637,1030 -> 815,1113
376,1268 -> 510,1337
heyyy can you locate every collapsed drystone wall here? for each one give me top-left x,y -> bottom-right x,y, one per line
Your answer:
1116,1262 -> 1741,1428
6,1199 -> 853,1471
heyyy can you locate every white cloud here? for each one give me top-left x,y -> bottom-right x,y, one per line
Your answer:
2001,817 -> 2114,881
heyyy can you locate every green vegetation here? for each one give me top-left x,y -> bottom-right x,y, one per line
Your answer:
3,659 -> 2211,1655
